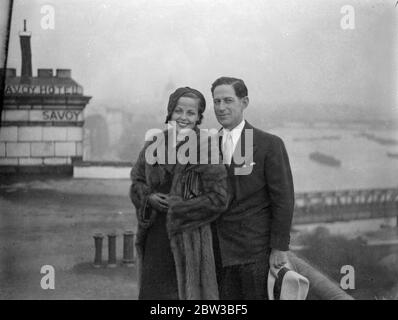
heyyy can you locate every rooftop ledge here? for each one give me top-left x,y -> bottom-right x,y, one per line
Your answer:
72,158 -> 132,167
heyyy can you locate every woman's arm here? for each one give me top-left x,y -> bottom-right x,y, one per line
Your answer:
130,145 -> 151,211
167,163 -> 230,230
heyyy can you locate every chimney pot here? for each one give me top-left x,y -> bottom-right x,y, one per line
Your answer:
38,69 -> 53,78
19,20 -> 32,78
56,69 -> 71,78
0,68 -> 17,78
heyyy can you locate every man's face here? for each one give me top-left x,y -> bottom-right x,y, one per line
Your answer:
213,84 -> 248,130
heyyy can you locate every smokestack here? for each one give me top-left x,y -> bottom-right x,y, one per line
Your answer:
19,19 -> 32,78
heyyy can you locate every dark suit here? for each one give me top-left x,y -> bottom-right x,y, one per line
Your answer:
215,120 -> 295,299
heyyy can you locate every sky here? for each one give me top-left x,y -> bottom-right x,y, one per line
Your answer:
5,0 -> 398,123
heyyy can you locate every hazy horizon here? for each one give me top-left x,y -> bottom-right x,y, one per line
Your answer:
5,0 -> 398,123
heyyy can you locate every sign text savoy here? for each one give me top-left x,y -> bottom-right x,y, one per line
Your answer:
42,110 -> 81,121
4,84 -> 82,95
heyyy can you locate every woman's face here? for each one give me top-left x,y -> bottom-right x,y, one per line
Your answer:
170,96 -> 200,132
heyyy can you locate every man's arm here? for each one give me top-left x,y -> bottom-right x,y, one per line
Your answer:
264,135 -> 295,252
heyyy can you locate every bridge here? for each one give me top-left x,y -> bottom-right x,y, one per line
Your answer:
293,188 -> 398,225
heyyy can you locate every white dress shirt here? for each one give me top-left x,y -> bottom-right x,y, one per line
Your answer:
222,119 -> 245,164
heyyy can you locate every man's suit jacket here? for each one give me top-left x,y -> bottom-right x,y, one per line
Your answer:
216,120 -> 295,267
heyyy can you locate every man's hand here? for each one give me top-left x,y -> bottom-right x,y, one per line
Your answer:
148,193 -> 169,213
269,248 -> 288,274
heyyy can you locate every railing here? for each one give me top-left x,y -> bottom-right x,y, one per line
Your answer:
288,252 -> 354,300
293,188 -> 398,224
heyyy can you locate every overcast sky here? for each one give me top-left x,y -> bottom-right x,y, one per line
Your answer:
5,0 -> 398,122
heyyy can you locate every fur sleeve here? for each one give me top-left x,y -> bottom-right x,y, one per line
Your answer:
130,144 -> 152,215
167,162 -> 230,233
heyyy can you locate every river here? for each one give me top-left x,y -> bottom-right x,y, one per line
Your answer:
267,122 -> 398,193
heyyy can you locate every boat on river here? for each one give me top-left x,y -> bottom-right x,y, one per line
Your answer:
309,152 -> 341,167
387,152 -> 398,159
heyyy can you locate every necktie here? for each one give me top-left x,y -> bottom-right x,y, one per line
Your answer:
223,131 -> 234,165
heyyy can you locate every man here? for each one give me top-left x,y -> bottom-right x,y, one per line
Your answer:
211,76 -> 295,300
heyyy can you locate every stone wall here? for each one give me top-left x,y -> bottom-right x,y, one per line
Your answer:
0,95 -> 89,172
0,125 -> 83,166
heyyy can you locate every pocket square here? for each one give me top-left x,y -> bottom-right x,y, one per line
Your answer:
242,162 -> 256,168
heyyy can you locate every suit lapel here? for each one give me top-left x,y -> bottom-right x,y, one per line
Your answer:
231,121 -> 257,169
217,120 -> 258,187
217,129 -> 235,180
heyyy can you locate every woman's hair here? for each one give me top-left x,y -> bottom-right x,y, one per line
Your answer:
165,87 -> 206,125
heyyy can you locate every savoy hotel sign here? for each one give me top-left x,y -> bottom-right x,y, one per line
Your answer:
4,84 -> 83,96
42,110 -> 82,121
2,109 -> 83,122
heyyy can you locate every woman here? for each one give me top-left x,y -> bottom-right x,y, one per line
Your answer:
130,87 -> 229,300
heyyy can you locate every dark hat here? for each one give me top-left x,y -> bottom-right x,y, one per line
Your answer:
165,87 -> 206,124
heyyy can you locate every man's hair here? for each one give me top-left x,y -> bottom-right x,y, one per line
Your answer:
211,77 -> 248,98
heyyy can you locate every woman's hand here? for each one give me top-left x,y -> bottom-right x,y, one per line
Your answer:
148,193 -> 169,213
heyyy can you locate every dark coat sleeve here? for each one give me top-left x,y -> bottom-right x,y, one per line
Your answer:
264,135 -> 295,251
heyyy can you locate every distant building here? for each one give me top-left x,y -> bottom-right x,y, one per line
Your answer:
0,21 -> 91,174
105,107 -> 124,146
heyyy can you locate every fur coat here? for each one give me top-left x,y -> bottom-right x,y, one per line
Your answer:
130,129 -> 229,299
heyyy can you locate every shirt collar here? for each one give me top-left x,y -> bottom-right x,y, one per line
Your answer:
223,119 -> 246,146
